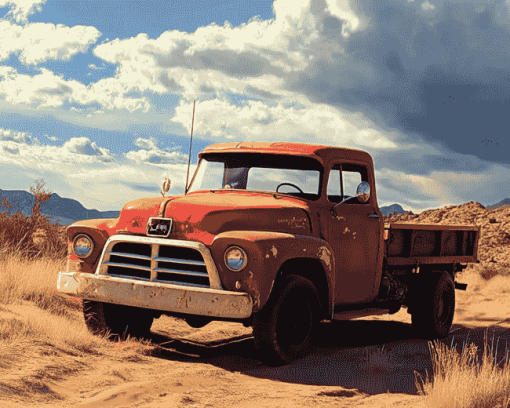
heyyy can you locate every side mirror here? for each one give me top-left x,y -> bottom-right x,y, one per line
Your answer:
330,181 -> 370,217
356,181 -> 370,203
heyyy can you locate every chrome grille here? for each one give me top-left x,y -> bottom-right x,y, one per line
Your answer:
99,238 -> 212,288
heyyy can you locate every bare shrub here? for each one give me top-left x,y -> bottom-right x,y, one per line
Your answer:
0,179 -> 66,260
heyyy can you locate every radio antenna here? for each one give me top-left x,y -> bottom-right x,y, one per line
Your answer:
184,100 -> 196,194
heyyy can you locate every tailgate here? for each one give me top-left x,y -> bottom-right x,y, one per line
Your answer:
384,223 -> 480,266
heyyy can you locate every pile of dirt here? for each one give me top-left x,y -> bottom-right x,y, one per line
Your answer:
384,202 -> 510,268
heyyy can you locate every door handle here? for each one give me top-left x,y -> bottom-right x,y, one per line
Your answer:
368,213 -> 379,218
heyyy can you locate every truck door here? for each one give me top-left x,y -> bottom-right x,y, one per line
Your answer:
326,163 -> 381,304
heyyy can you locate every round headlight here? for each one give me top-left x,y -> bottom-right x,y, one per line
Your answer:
224,246 -> 247,272
73,234 -> 94,259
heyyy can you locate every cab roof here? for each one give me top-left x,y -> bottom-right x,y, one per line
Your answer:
199,142 -> 373,166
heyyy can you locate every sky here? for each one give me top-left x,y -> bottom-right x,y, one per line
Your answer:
0,0 -> 509,213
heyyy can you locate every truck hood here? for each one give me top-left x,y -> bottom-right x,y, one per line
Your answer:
115,191 -> 312,245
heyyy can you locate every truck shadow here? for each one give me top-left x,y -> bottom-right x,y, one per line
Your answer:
148,320 -> 510,396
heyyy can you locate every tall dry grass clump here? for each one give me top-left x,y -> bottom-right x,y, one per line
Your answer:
416,334 -> 510,408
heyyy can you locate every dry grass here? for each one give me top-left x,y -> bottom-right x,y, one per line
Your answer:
0,251 -> 156,403
357,334 -> 510,408
0,184 -> 156,404
416,334 -> 510,408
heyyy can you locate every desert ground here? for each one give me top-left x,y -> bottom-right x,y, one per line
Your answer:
2,202 -> 510,407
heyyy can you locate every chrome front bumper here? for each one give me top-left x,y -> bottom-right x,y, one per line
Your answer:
57,272 -> 253,319
57,235 -> 253,319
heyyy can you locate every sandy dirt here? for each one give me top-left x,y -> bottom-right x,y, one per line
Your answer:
3,272 -> 510,408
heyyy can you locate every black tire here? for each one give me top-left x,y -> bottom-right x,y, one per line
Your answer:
83,300 -> 154,340
411,272 -> 455,340
253,275 -> 320,366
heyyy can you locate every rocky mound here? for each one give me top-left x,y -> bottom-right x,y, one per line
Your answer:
384,202 -> 510,267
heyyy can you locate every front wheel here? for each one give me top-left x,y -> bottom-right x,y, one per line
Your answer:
83,301 -> 154,340
253,275 -> 320,366
411,272 -> 455,340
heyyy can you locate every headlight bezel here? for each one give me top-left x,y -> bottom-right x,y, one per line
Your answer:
224,246 -> 248,272
72,234 -> 94,259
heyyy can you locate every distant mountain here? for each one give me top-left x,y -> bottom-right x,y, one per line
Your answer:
487,198 -> 510,210
380,204 -> 406,216
0,189 -> 120,225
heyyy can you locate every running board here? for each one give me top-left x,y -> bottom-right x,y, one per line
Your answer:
455,282 -> 468,291
333,307 -> 391,321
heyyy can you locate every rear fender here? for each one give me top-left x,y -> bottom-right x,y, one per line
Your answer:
211,231 -> 334,313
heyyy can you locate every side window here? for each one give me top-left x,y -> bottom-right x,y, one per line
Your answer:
343,170 -> 362,198
327,163 -> 369,204
327,168 -> 341,203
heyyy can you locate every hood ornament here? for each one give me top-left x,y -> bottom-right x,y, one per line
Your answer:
161,176 -> 171,197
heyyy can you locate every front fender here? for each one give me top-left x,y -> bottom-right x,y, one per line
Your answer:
211,231 -> 334,313
66,218 -> 117,273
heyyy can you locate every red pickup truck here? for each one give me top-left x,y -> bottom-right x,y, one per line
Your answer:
58,142 -> 479,365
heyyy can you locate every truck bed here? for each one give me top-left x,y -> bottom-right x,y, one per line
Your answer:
384,223 -> 480,266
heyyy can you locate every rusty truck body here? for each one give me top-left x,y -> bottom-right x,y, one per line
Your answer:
57,142 -> 479,365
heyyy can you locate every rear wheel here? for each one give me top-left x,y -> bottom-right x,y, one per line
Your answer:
83,301 -> 154,340
411,272 -> 455,339
253,275 -> 320,366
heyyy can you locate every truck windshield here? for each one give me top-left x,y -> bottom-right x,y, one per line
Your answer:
187,153 -> 322,199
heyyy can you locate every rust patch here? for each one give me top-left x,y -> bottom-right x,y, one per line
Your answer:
177,291 -> 190,309
243,271 -> 260,308
150,287 -> 165,298
277,216 -> 308,229
130,216 -> 145,228
318,246 -> 332,271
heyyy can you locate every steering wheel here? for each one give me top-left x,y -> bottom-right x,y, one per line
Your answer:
276,182 -> 304,194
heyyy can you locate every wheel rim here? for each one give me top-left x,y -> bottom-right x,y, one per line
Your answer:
276,297 -> 313,350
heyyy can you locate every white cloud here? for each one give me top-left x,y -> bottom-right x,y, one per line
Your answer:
0,21 -> 101,64
0,66 -> 150,112
0,127 -> 34,144
154,66 -> 286,102
325,0 -> 364,37
0,0 -> 45,23
125,137 -> 188,165
3,144 -> 19,155
0,66 -> 84,108
0,136 -> 114,164
63,137 -> 114,162
421,1 -> 435,11
171,98 -> 398,149
134,137 -> 158,150
90,0 -> 365,100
